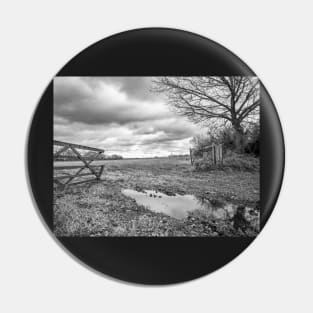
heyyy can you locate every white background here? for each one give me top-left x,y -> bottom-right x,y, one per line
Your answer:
0,1 -> 312,312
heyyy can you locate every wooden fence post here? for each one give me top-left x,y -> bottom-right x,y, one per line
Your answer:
203,151 -> 208,161
211,144 -> 216,165
215,144 -> 223,165
189,148 -> 194,165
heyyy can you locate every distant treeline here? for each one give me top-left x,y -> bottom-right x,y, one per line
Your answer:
167,154 -> 189,158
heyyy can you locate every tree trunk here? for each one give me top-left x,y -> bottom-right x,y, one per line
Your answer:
232,121 -> 245,153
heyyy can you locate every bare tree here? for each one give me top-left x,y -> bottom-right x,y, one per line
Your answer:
152,77 -> 260,149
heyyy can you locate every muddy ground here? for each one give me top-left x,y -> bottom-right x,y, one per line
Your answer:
54,157 -> 260,237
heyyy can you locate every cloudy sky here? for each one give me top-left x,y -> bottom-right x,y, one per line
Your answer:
54,77 -> 204,158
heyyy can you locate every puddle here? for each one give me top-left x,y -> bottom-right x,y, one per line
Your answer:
122,189 -> 238,220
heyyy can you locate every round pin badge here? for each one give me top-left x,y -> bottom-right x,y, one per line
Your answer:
27,28 -> 284,284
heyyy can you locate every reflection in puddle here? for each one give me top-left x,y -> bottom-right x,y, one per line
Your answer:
122,189 -> 237,220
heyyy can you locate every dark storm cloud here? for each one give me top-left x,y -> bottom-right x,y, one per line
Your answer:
80,77 -> 159,101
100,77 -> 157,101
54,77 -> 203,157
54,77 -> 167,125
132,118 -> 197,143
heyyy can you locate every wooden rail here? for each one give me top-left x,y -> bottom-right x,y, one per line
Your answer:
54,140 -> 104,152
53,140 -> 105,188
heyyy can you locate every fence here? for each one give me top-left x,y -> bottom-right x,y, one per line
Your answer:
54,140 -> 105,189
189,143 -> 223,166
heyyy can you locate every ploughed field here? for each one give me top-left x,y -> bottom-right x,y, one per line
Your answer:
54,157 -> 260,237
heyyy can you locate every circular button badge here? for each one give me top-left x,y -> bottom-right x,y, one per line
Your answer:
27,28 -> 284,284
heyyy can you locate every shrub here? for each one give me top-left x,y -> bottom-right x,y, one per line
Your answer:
191,123 -> 260,157
222,151 -> 259,171
194,150 -> 259,172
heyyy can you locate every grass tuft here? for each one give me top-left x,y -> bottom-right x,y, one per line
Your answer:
194,151 -> 259,172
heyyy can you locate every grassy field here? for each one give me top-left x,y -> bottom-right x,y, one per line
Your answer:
54,156 -> 260,237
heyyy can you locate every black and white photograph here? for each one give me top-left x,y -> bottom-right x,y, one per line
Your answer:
53,76 -> 260,237
5,0 -> 313,310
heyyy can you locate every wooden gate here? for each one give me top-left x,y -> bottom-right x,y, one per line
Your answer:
190,144 -> 223,166
54,140 -> 105,188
